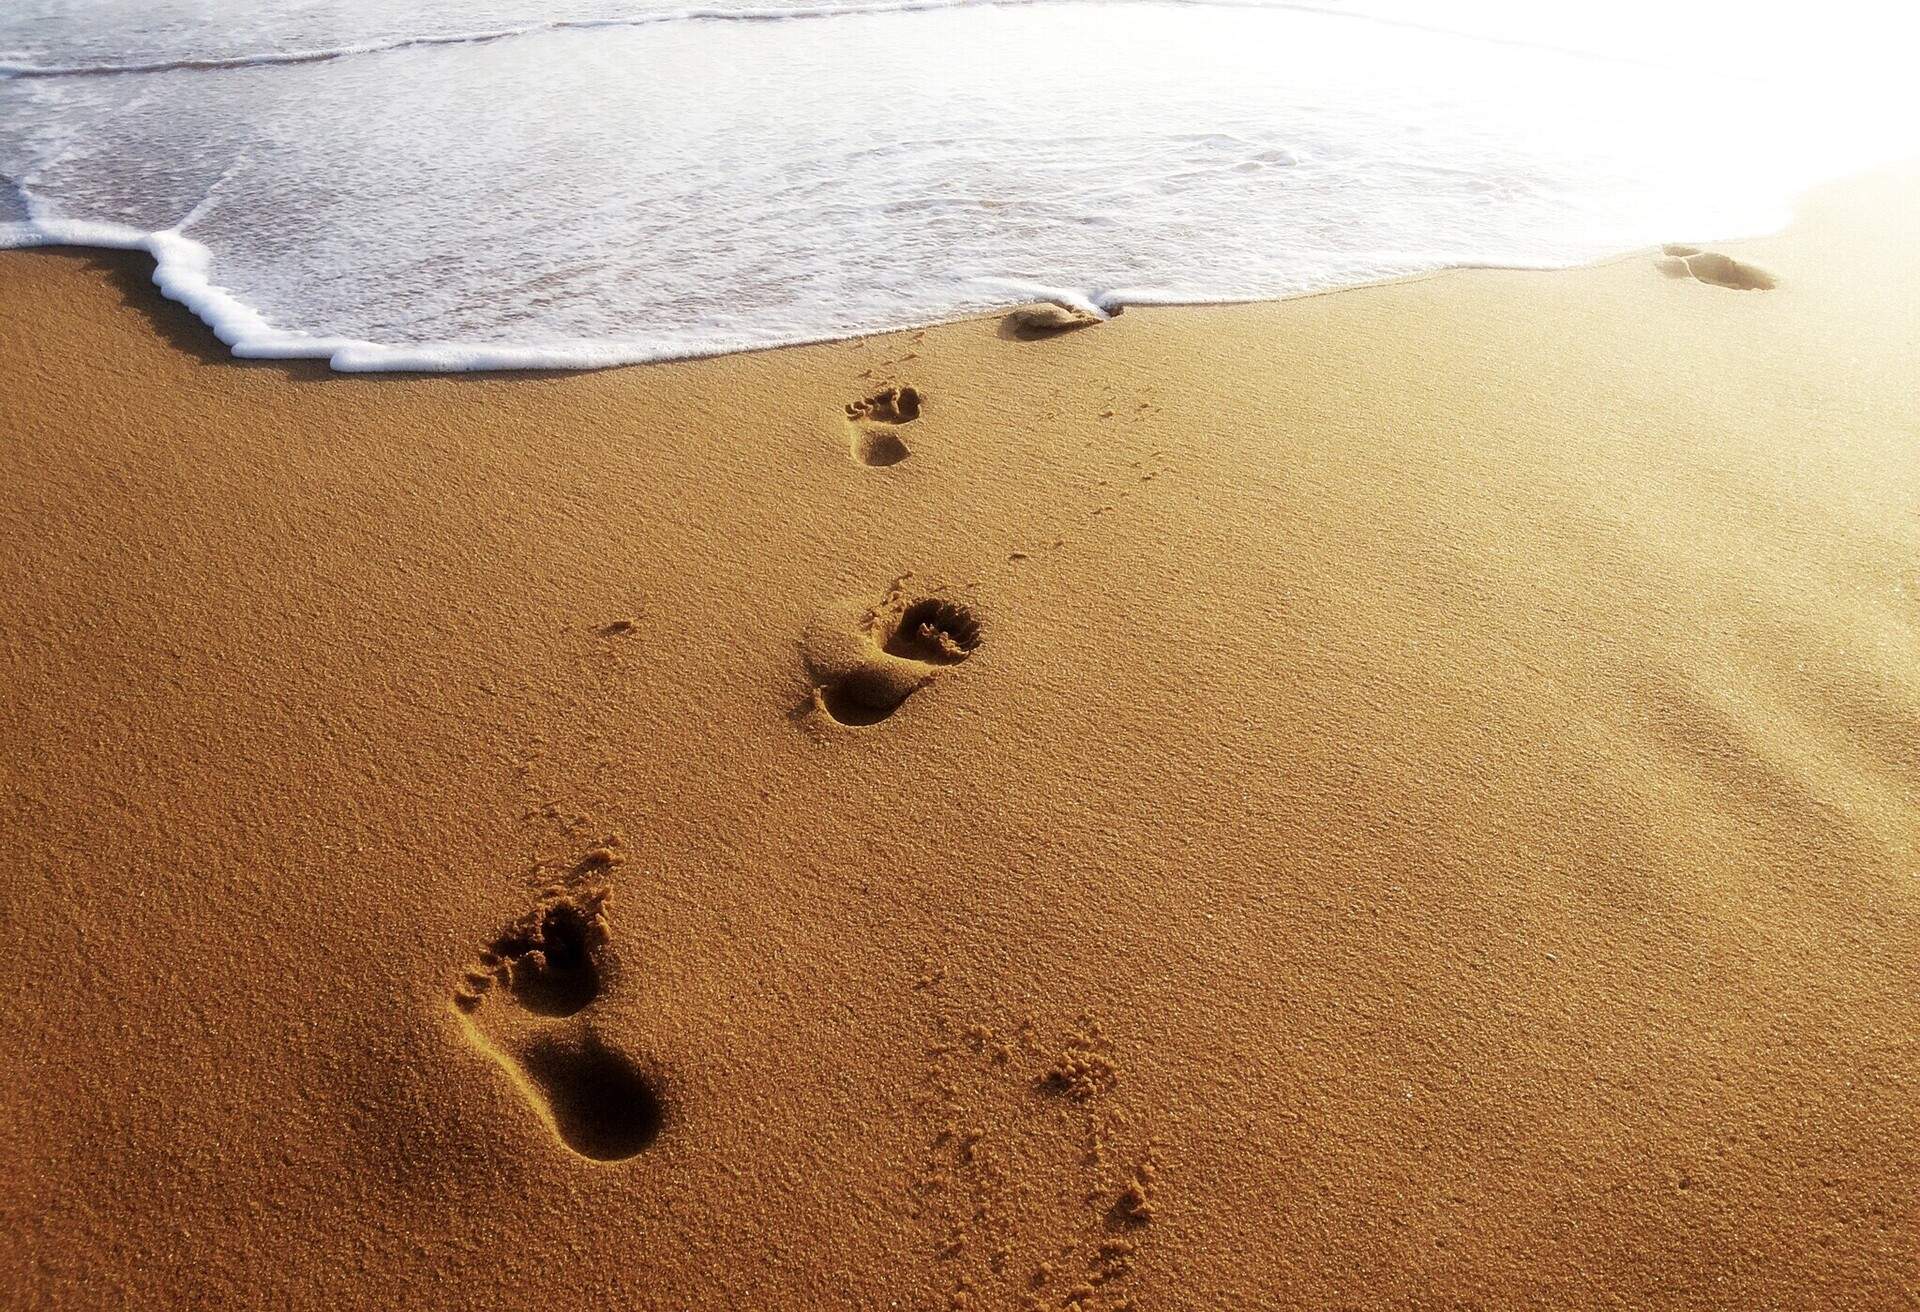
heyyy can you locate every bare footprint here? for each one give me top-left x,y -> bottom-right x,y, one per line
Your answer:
453,878 -> 664,1160
884,597 -> 982,666
511,1029 -> 664,1161
801,582 -> 982,726
845,385 -> 923,466
1658,245 -> 1776,291
456,884 -> 610,1017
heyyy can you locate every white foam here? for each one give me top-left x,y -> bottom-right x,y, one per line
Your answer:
2,0 -> 1916,372
0,0 -> 1702,79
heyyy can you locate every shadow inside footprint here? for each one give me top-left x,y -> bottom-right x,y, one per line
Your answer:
814,687 -> 894,729
852,427 -> 911,467
813,657 -> 933,726
883,598 -> 982,666
485,892 -> 608,1017
805,592 -> 983,726
517,1032 -> 664,1161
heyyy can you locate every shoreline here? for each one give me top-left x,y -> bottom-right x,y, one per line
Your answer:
0,231 -> 1768,375
4,166 -> 1916,1309
0,182 -> 1843,376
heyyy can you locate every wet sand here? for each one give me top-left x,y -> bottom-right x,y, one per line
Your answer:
2,168 -> 1916,1309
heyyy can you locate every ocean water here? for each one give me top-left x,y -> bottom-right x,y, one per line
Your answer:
2,1 -> 1916,371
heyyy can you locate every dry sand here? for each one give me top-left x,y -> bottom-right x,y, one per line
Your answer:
2,168 -> 1916,1310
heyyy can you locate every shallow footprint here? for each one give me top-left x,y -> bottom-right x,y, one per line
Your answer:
845,385 -> 922,466
453,881 -> 664,1161
801,585 -> 982,726
1658,245 -> 1776,290
1001,301 -> 1106,340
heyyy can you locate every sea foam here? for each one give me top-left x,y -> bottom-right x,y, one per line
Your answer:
2,0 -> 1916,372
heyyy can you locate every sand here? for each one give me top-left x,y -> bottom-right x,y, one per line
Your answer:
2,168 -> 1916,1310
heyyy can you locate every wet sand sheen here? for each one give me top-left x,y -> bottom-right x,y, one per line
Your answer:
1,168 -> 1916,1308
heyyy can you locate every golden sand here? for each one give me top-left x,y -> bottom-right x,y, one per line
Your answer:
2,168 -> 1916,1308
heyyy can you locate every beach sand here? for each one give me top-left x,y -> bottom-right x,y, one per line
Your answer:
2,168 -> 1916,1310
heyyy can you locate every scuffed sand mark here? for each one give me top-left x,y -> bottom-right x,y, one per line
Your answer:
1002,302 -> 1107,340
909,973 -> 1163,1311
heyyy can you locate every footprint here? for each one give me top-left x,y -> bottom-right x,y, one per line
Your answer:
1658,245 -> 1776,291
452,878 -> 664,1161
1001,302 -> 1107,341
845,385 -> 922,466
511,1029 -> 664,1161
884,597 -> 982,666
801,583 -> 982,726
456,886 -> 608,1017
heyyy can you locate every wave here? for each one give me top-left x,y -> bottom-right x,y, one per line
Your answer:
0,215 -> 1417,373
3,0 -> 1907,374
0,0 -> 1676,81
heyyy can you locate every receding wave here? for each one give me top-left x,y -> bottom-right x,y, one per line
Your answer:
0,0 -> 1679,80
1,0 -> 1913,372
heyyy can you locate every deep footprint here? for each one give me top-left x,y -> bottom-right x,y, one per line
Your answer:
458,891 -> 602,1014
454,881 -> 664,1161
517,1031 -> 664,1161
818,667 -> 917,726
802,588 -> 983,726
848,384 -> 922,425
457,886 -> 611,1017
845,385 -> 922,466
